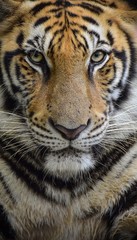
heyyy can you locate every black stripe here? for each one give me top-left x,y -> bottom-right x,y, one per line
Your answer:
77,39 -> 87,53
87,0 -> 108,7
52,26 -> 65,37
67,11 -> 78,18
78,2 -> 104,15
15,63 -> 21,80
71,29 -> 79,37
99,40 -> 110,45
107,19 -> 113,26
4,50 -> 22,76
30,2 -> 52,16
79,24 -> 89,33
27,39 -> 37,48
113,49 -> 126,62
113,49 -> 127,92
90,1 -> 117,9
0,205 -> 16,240
104,180 -> 137,226
54,0 -> 63,7
105,64 -> 117,88
90,30 -> 100,40
34,16 -> 50,27
55,0 -> 72,7
42,62 -> 51,82
54,0 -> 72,8
16,31 -> 24,48
113,25 -> 136,108
4,49 -> 22,94
55,11 -> 62,18
15,63 -> 29,87
57,35 -> 65,51
0,64 -> 4,85
71,29 -> 87,53
45,26 -> 52,33
107,31 -> 114,45
82,16 -> 99,26
48,27 -> 65,54
0,172 -> 15,204
80,34 -> 89,49
63,0 -> 72,7
109,2 -> 117,8
3,89 -> 19,112
49,7 -> 62,13
81,2 -> 104,13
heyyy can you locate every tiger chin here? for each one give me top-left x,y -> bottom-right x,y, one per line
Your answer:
1,0 -> 137,239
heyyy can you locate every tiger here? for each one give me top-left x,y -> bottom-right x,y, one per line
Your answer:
1,0 -> 137,239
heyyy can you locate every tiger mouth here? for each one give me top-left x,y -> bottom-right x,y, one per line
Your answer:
39,145 -> 91,155
31,126 -> 107,155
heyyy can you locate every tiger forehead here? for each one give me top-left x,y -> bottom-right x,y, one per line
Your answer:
31,0 -> 108,28
30,0 -> 105,16
27,1 -> 111,57
46,30 -> 92,59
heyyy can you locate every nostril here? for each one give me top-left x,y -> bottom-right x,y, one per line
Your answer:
49,118 -> 91,140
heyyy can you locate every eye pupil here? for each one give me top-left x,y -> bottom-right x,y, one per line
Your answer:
95,52 -> 100,57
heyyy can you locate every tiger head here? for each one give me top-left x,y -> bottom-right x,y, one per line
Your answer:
0,0 -> 137,175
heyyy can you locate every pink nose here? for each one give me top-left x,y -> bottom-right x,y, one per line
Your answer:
49,119 -> 89,140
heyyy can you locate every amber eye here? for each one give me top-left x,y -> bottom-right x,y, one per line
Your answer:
91,50 -> 107,64
28,51 -> 44,64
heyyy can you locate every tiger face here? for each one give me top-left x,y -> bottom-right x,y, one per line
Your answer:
0,0 -> 136,176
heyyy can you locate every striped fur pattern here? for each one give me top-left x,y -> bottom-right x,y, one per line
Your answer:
0,0 -> 137,239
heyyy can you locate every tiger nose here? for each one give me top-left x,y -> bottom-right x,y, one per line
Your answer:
49,119 -> 90,140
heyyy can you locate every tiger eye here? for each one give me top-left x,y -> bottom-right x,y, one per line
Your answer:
91,50 -> 107,63
28,51 -> 44,64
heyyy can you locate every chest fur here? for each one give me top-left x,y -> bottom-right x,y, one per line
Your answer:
8,197 -> 108,240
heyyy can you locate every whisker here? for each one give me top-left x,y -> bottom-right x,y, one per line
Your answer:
109,121 -> 137,127
0,110 -> 27,120
106,128 -> 136,133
